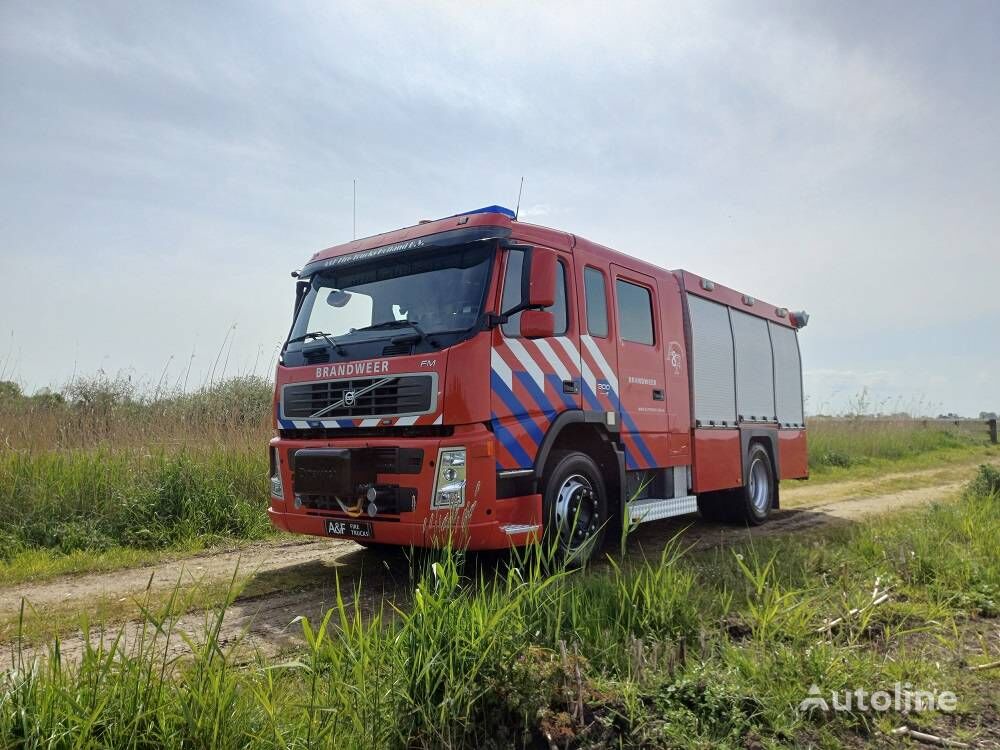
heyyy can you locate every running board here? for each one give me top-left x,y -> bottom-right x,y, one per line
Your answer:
627,495 -> 698,524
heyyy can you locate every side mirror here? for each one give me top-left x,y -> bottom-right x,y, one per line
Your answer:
526,247 -> 557,308
519,310 -> 555,339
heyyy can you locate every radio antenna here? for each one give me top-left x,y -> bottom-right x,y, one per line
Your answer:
514,176 -> 524,220
352,178 -> 357,239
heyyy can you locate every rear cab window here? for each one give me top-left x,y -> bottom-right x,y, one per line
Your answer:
615,279 -> 655,345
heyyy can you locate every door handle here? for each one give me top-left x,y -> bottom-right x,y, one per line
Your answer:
563,379 -> 580,394
652,389 -> 665,401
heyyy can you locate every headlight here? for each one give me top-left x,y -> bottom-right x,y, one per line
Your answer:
432,448 -> 466,508
269,447 -> 284,501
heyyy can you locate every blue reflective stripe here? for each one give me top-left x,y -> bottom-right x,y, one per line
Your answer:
581,381 -> 602,411
605,390 -> 657,468
514,371 -> 558,417
492,370 -> 549,445
514,411 -> 546,446
491,370 -> 527,416
491,412 -> 534,468
337,420 -> 354,428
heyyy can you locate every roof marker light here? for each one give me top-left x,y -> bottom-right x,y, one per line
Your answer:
700,278 -> 715,291
742,295 -> 755,306
775,307 -> 788,318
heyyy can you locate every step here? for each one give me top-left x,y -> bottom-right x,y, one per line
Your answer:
627,495 -> 698,524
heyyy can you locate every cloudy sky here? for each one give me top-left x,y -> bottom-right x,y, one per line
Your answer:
1,1 -> 997,415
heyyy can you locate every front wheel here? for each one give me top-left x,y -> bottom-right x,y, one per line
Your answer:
541,451 -> 609,566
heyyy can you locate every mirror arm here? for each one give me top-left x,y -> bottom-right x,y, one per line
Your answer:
488,298 -> 547,329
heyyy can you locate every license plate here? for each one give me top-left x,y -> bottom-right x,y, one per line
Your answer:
325,519 -> 374,539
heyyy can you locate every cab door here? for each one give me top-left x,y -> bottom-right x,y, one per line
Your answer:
490,246 -> 581,470
609,264 -> 668,470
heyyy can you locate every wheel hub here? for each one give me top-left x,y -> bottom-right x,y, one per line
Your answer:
748,457 -> 770,513
554,474 -> 599,545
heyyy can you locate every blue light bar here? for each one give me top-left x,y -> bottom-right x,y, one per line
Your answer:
450,205 -> 516,220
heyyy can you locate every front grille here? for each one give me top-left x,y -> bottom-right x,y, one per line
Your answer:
282,375 -> 433,419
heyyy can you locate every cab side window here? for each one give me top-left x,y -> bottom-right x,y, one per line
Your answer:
584,267 -> 609,337
502,251 -> 568,337
615,279 -> 654,345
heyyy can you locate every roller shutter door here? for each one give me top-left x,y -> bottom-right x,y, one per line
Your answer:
769,321 -> 804,427
687,294 -> 736,426
731,309 -> 775,422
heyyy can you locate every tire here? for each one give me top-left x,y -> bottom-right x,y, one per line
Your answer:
735,443 -> 776,525
541,450 -> 609,566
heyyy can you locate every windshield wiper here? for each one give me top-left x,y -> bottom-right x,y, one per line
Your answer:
286,330 -> 346,355
353,319 -> 437,345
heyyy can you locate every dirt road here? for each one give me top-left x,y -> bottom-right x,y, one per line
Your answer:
2,459 -> 989,668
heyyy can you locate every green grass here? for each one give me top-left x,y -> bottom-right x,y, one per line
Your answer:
806,417 -> 990,472
0,448 -> 272,560
3,465 -> 999,748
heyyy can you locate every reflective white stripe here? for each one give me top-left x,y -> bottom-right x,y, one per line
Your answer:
395,415 -> 418,426
359,418 -> 381,427
581,335 -> 619,392
504,338 -> 546,390
433,414 -> 443,425
533,338 -> 571,382
292,420 -> 310,429
490,348 -> 513,390
553,336 -> 581,373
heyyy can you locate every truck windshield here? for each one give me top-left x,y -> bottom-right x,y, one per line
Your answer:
289,243 -> 493,345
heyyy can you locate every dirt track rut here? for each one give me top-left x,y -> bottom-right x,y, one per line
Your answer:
2,460 -> 989,668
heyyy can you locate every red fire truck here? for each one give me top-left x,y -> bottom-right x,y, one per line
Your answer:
268,206 -> 808,562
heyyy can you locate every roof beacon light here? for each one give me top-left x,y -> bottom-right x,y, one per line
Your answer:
789,310 -> 810,329
449,205 -> 516,220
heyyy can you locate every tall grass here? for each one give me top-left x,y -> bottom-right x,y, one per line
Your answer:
3,466 -> 998,748
0,373 -> 271,451
806,416 -> 987,470
0,449 -> 269,558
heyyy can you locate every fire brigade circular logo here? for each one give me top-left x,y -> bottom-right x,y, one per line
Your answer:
344,390 -> 356,406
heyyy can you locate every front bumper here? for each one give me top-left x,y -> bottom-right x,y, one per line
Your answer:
268,424 -> 542,550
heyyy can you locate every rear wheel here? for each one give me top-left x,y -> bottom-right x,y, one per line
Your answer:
696,443 -> 776,525
735,443 -> 775,525
541,451 -> 609,566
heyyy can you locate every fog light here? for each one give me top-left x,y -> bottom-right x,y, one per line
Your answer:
432,448 -> 466,508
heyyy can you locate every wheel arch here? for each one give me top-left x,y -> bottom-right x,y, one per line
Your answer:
535,411 -> 625,520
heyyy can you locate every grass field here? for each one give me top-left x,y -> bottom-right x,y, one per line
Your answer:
1,375 -> 996,583
3,465 -> 999,748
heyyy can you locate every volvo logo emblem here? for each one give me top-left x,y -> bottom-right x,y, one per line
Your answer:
343,390 -> 356,406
